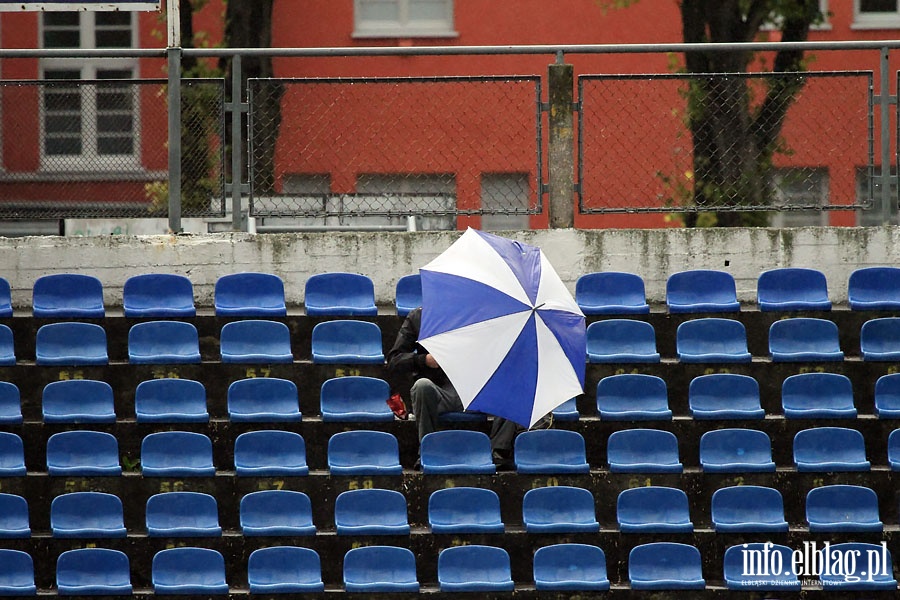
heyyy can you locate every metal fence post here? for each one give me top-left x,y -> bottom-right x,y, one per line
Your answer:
880,47 -> 894,225
231,54 -> 244,232
548,54 -> 575,229
167,46 -> 182,234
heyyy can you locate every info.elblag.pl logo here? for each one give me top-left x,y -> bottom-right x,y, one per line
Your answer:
741,541 -> 890,585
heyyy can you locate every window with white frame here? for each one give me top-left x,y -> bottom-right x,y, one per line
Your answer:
40,11 -> 138,170
770,168 -> 829,227
853,0 -> 900,29
761,0 -> 830,30
353,0 -> 456,38
857,167 -> 898,225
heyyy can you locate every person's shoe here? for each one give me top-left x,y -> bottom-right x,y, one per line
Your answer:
492,450 -> 514,472
386,393 -> 409,420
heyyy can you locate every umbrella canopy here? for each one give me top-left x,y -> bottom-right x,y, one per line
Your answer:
418,228 -> 585,428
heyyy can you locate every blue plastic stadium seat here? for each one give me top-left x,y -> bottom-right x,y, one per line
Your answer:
234,430 -> 309,477
141,431 -> 215,477
768,317 -> 843,362
793,427 -> 870,472
552,397 -> 580,421
395,274 -> 422,317
421,430 -> 495,474
666,270 -> 740,313
51,492 -> 126,538
42,379 -> 116,423
806,484 -> 882,532
596,373 -> 671,420
0,494 -> 29,538
305,272 -> 377,316
0,549 -> 36,596
0,432 -> 25,477
861,317 -> 900,361
135,378 -> 208,423
849,266 -> 900,310
248,547 -> 324,594
0,277 -> 12,318
676,318 -> 751,363
240,490 -> 316,537
428,487 -> 504,534
575,272 -> 649,315
311,320 -> 384,364
152,547 -> 229,595
757,267 -> 832,311
699,429 -> 775,473
533,543 -> 610,591
47,431 -> 121,476
146,492 -> 222,537
887,429 -> 900,470
438,410 -> 488,423
438,545 -> 514,593
228,377 -> 301,422
128,320 -> 201,364
0,325 -> 14,366
220,320 -> 293,364
123,273 -> 196,318
617,486 -> 693,533
819,543 -> 897,590
215,272 -> 286,317
320,376 -> 392,422
56,548 -> 132,596
688,373 -> 764,420
629,542 -> 705,590
514,429 -> 590,474
711,486 -> 789,533
33,273 -> 104,318
876,373 -> 900,418
607,429 -> 682,473
36,322 -> 108,366
0,382 -> 21,425
723,543 -> 800,591
328,430 -> 402,475
522,486 -> 600,533
782,372 -> 856,419
586,319 -> 659,363
334,488 -> 410,535
344,546 -> 419,593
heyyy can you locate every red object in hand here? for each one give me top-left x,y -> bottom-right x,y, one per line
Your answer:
387,393 -> 409,420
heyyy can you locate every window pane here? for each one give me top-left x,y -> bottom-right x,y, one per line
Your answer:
45,136 -> 82,156
46,114 -> 80,134
96,11 -> 131,26
860,0 -> 898,12
43,29 -> 80,48
96,29 -> 132,48
43,12 -> 79,26
97,113 -> 133,133
44,90 -> 81,112
408,0 -> 449,21
358,0 -> 401,22
97,135 -> 133,155
43,12 -> 80,48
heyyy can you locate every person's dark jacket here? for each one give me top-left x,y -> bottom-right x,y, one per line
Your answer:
386,307 -> 450,388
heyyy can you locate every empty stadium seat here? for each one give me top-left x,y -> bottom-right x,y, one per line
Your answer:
628,542 -> 705,590
438,545 -> 514,592
248,547 -> 324,594
514,429 -> 590,474
343,546 -> 419,593
607,429 -> 682,473
0,277 -> 12,318
334,488 -> 410,535
214,272 -> 286,317
711,486 -> 789,533
227,377 -> 301,422
395,274 -> 422,317
56,548 -> 132,596
0,549 -> 36,596
666,269 -> 740,313
768,317 -> 843,362
848,266 -> 900,310
675,317 -> 751,362
305,272 -> 377,316
889,429 -> 900,470
876,373 -> 900,418
533,543 -> 610,591
0,494 -> 29,538
234,430 -> 309,477
522,486 -> 600,533
575,272 -> 649,315
128,320 -> 201,364
141,431 -> 215,477
311,320 -> 384,364
782,372 -> 857,418
586,319 -> 659,363
688,373 -> 764,419
35,322 -> 108,366
616,486 -> 693,533
151,547 -> 229,595
0,325 -> 14,366
699,429 -> 775,472
327,430 -> 402,475
33,273 -> 105,318
428,487 -> 505,534
0,432 -> 25,477
240,490 -> 316,536
757,267 -> 832,311
47,431 -> 121,476
596,373 -> 671,420
134,378 -> 209,423
723,543 -> 800,591
123,273 -> 196,317
819,543 -> 897,590
794,427 -> 869,472
552,397 -> 579,421
42,379 -> 116,423
420,430 -> 495,474
51,492 -> 126,538
806,484 -> 882,532
0,382 -> 21,424
320,375 -> 392,422
861,317 -> 900,361
146,492 -> 222,537
220,320 -> 293,364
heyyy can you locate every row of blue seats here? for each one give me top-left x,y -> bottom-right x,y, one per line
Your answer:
2,540 -> 897,594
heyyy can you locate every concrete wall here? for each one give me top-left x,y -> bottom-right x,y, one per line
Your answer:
3,226 -> 899,310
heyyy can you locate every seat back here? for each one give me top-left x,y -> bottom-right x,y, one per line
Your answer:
848,266 -> 900,310
42,379 -> 116,423
220,320 -> 293,364
128,321 -> 201,364
676,318 -> 750,361
793,427 -> 869,471
876,373 -> 900,417
768,317 -> 842,361
699,429 -> 775,472
305,272 -> 377,316
234,430 -> 308,476
0,549 -> 36,595
327,430 -> 401,475
151,547 -> 228,594
522,486 -> 599,533
227,377 -> 301,422
248,547 -> 324,594
343,546 -> 419,593
334,488 -> 409,535
141,431 -> 215,477
757,267 -> 831,310
240,490 -> 315,535
711,485 -> 788,532
861,317 -> 900,359
617,486 -> 692,532
586,319 -> 659,363
688,373 -> 763,419
666,270 -> 739,313
437,545 -> 514,592
395,274 -> 422,317
47,431 -> 120,476
0,432 -> 25,476
0,494 -> 30,538
36,322 -> 108,366
320,376 -> 392,422
428,487 -> 504,534
533,543 -> 610,591
0,382 -> 21,424
818,543 -> 898,589
0,325 -> 15,366
134,378 -> 208,423
123,273 -> 195,317
782,372 -> 856,417
33,273 -> 104,318
514,429 -> 590,473
420,430 -> 495,474
628,542 -> 705,590
0,277 -> 12,318
575,272 -> 649,315
311,320 -> 385,364
50,491 -> 125,538
596,373 -> 670,420
214,272 -> 286,317
806,485 -> 882,531
607,429 -> 682,472
56,548 -> 132,595
146,492 -> 221,537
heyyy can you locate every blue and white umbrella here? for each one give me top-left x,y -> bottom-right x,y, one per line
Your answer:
418,228 -> 586,428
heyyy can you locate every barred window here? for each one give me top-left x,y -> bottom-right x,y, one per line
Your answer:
354,0 -> 456,38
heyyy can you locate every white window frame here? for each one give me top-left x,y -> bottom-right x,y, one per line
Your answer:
853,0 -> 900,29
353,0 -> 457,39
